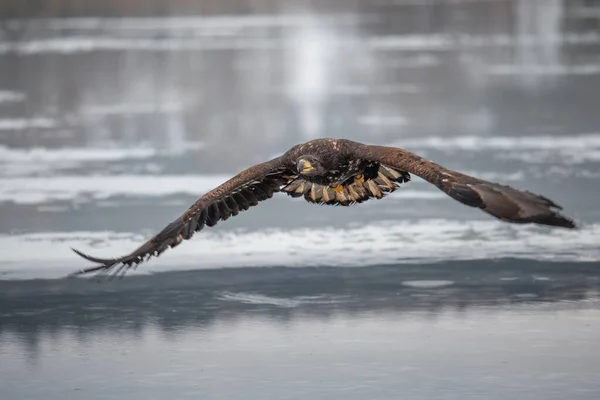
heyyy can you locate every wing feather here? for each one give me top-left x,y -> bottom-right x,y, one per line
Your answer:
282,165 -> 410,206
350,142 -> 576,228
70,156 -> 296,277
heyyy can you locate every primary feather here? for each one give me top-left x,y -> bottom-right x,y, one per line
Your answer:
70,138 -> 576,278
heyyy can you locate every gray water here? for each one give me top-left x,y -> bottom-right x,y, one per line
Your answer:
1,1 -> 600,399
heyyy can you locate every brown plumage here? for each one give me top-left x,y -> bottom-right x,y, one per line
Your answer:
281,164 -> 410,205
70,138 -> 577,278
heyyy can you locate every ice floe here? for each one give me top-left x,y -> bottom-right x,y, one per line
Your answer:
1,219 -> 598,279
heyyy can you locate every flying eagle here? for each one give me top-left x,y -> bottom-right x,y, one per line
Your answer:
70,138 -> 576,277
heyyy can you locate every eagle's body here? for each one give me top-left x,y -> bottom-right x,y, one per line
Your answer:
286,139 -> 365,185
282,139 -> 408,204
71,138 -> 577,277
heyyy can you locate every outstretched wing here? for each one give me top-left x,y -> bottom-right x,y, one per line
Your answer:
70,156 -> 296,277
350,142 -> 576,228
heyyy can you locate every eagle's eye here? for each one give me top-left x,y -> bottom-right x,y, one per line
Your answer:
297,159 -> 315,174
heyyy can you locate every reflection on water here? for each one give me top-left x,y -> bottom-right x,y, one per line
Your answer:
2,261 -> 600,399
2,260 -> 598,340
2,0 -> 600,156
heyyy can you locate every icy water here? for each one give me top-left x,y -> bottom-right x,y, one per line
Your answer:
2,1 -> 600,399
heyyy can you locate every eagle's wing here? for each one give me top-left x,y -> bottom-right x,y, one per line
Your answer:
70,156 -> 296,277
350,142 -> 576,228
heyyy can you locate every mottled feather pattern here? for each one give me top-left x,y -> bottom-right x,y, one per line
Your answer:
282,164 -> 411,206
70,138 -> 576,279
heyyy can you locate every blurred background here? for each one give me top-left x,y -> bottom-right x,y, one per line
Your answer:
2,0 -> 600,156
2,2 -> 600,399
1,0 -> 599,278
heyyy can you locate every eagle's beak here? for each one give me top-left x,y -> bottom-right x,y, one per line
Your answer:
298,159 -> 314,173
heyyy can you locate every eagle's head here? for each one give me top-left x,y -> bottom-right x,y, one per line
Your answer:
297,156 -> 327,177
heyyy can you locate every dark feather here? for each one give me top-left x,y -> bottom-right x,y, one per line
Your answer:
446,183 -> 485,208
218,200 -> 232,221
240,188 -> 259,206
251,185 -> 270,201
467,182 -> 575,228
206,202 -> 220,226
225,197 -> 240,216
352,142 -> 576,229
232,192 -> 250,211
181,217 -> 195,240
70,138 -> 577,279
70,157 -> 295,278
194,209 -> 207,231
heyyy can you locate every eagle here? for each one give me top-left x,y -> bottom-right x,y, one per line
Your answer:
70,138 -> 576,277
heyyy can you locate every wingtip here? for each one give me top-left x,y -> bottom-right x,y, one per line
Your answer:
71,247 -> 86,258
71,247 -> 113,264
558,217 -> 578,230
540,208 -> 577,229
69,247 -> 117,277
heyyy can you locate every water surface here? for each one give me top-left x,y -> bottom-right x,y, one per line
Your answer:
1,1 -> 600,399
